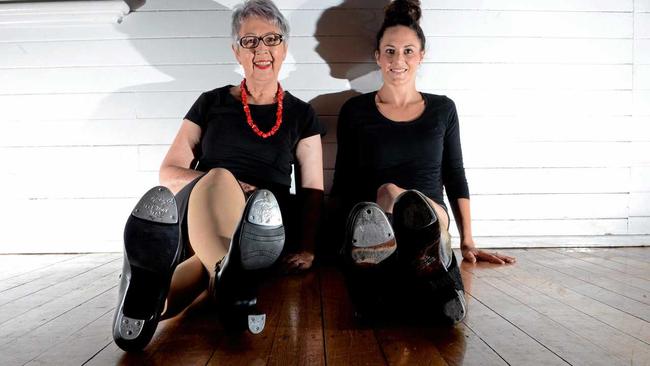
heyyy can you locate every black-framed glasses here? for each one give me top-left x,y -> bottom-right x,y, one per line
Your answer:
238,32 -> 284,49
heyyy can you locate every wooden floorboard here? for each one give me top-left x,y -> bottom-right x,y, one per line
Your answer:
0,248 -> 648,366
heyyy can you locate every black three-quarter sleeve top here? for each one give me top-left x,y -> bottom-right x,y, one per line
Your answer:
330,92 -> 469,213
184,85 -> 324,192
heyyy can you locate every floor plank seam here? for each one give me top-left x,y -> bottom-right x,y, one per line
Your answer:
519,253 -> 650,307
0,282 -> 118,346
505,268 -> 650,347
0,257 -> 121,306
467,292 -> 572,366
462,321 -> 512,366
514,254 -> 650,323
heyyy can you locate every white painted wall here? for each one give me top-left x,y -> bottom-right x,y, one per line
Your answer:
1,0 -> 648,253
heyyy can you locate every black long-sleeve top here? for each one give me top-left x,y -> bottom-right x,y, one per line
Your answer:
330,92 -> 470,213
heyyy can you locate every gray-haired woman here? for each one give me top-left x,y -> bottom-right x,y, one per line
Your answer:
112,0 -> 324,351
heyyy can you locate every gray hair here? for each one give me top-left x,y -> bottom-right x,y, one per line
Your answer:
231,0 -> 290,44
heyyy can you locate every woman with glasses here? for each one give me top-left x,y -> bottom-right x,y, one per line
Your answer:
112,0 -> 324,351
331,0 -> 515,325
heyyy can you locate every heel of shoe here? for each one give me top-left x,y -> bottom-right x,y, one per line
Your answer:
393,190 -> 445,276
219,298 -> 266,334
240,189 -> 285,270
347,202 -> 396,266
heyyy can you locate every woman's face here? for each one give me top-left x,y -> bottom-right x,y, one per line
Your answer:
233,16 -> 287,84
375,25 -> 424,86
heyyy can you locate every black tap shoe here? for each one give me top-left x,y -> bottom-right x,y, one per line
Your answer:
212,189 -> 285,334
112,186 -> 181,352
424,253 -> 467,325
393,190 -> 451,277
341,202 -> 397,323
344,202 -> 396,267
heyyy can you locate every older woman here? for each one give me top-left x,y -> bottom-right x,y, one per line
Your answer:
331,0 -> 515,325
112,0 -> 324,351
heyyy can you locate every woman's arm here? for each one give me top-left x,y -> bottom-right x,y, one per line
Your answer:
451,189 -> 515,265
159,120 -> 204,194
296,134 -> 324,191
282,134 -> 324,272
442,100 -> 515,264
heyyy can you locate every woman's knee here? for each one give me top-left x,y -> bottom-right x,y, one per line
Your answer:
376,183 -> 401,202
202,168 -> 236,183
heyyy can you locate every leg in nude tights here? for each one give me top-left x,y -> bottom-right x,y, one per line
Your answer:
162,168 -> 246,318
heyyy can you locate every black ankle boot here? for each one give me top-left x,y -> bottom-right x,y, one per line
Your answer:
211,189 -> 285,334
112,186 -> 182,352
393,190 -> 451,277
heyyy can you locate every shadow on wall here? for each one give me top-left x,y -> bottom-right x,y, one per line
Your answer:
93,0 -> 241,193
93,0 -> 390,194
303,0 -> 390,117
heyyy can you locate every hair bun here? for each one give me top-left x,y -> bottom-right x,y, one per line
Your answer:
384,0 -> 422,24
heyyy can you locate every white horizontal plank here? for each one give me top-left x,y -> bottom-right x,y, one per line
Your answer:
468,193 -> 629,220
638,0 -> 650,12
0,93 -> 136,121
462,142 -> 632,168
449,236 -> 650,248
632,167 -> 650,191
451,90 -> 633,116
631,142 -> 650,166
137,144 -> 169,171
466,168 -> 631,194
460,116 -> 646,143
0,64 -> 632,95
1,198 -> 134,252
629,218 -> 650,234
139,0 -> 633,12
0,37 -> 634,68
295,9 -> 634,38
2,89 -> 633,124
637,40 -> 650,64
0,146 -> 139,174
0,1 -> 129,26
635,65 -> 650,89
0,92 -> 195,121
0,119 -> 180,147
634,91 -> 650,115
636,13 -> 650,38
0,10 -> 633,43
425,37 -> 633,64
453,219 -> 628,236
4,170 -> 158,199
631,193 -> 650,216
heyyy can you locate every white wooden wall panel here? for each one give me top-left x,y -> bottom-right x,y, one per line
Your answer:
0,0 -> 648,253
0,64 -> 634,95
0,37 -> 635,67
139,0 -> 633,12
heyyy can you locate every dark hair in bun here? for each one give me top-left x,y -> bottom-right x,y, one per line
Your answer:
376,0 -> 425,51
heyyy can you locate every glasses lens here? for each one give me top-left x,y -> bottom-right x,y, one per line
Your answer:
239,36 -> 258,49
262,33 -> 282,46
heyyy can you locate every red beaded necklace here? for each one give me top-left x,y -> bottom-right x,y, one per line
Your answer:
240,79 -> 284,139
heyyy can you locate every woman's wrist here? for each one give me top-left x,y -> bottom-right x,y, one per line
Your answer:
298,187 -> 324,253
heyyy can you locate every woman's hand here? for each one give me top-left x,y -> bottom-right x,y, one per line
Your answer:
281,251 -> 314,273
461,240 -> 516,264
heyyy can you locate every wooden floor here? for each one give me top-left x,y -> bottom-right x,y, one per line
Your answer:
0,248 -> 649,366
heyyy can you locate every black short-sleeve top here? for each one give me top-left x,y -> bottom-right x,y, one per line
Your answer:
184,85 -> 324,189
